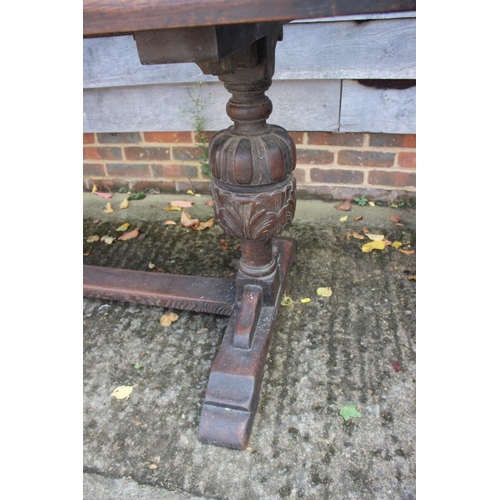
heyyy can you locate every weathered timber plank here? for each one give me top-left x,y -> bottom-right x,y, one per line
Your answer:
83,0 -> 416,36
83,80 -> 341,133
83,18 -> 415,88
339,80 -> 416,133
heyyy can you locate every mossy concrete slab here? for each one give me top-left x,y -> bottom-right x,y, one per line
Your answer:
83,193 -> 416,500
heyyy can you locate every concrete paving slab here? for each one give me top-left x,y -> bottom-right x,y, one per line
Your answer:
83,192 -> 416,500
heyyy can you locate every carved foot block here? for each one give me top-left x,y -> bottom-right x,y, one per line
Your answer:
198,237 -> 297,449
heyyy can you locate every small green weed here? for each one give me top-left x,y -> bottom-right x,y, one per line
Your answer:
185,83 -> 211,178
353,196 -> 368,206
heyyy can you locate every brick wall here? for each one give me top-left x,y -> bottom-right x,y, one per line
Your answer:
83,131 -> 416,201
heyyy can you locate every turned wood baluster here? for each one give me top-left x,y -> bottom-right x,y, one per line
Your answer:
208,28 -> 297,294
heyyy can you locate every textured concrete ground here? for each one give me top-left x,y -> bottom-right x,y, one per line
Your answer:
83,192 -> 416,500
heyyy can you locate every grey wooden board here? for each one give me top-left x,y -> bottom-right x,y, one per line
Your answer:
339,80 -> 416,133
83,18 -> 415,89
83,80 -> 341,133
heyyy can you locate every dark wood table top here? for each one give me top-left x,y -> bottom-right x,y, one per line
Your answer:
83,0 -> 416,37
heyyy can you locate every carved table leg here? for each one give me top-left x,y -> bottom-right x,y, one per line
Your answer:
197,26 -> 298,449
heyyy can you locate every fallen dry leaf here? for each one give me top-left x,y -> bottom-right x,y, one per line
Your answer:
390,215 -> 403,225
205,199 -> 214,207
170,200 -> 194,208
366,233 -> 385,241
186,189 -> 195,195
164,220 -> 177,225
160,312 -> 179,326
384,239 -> 393,246
368,201 -> 375,207
101,236 -> 116,245
92,184 -> 98,194
111,385 -> 134,400
83,250 -> 91,257
117,228 -> 140,241
335,199 -> 352,211
300,298 -> 311,303
86,235 -> 100,243
281,295 -> 293,307
149,464 -> 158,470
219,239 -> 229,250
148,262 -> 155,269
120,198 -> 130,209
399,249 -> 415,255
352,231 -> 365,240
354,216 -> 363,222
316,287 -> 333,297
103,202 -> 114,214
392,361 -> 402,372
192,218 -> 214,231
180,210 -> 200,228
180,210 -> 214,230
95,192 -> 113,199
339,215 -> 348,222
116,222 -> 130,232
407,275 -> 416,281
362,240 -> 386,252
392,241 -> 403,249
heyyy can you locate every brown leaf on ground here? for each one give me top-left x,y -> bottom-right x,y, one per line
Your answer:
164,220 -> 177,225
354,216 -> 363,222
170,200 -> 194,208
181,210 -> 214,230
205,199 -> 214,207
352,231 -> 365,240
192,218 -> 214,231
335,199 -> 352,211
407,275 -> 416,281
399,249 -> 415,255
219,239 -> 229,250
180,210 -> 200,228
103,202 -> 114,214
390,215 -> 403,225
160,312 -> 179,326
117,228 -> 140,241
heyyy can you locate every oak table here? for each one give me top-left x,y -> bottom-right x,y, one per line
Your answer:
83,0 -> 416,450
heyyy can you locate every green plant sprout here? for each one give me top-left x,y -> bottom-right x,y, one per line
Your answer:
353,195 -> 368,206
185,83 -> 211,178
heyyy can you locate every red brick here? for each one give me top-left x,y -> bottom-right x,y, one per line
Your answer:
195,131 -> 217,143
338,150 -> 394,167
83,163 -> 105,177
144,132 -> 192,143
308,132 -> 363,147
128,180 -> 176,193
288,132 -> 304,145
151,164 -> 199,178
83,147 -> 122,160
398,152 -> 416,168
83,133 -> 95,144
310,168 -> 364,184
172,147 -> 204,161
293,168 -> 306,183
106,163 -> 151,178
124,147 -> 170,161
297,149 -> 334,165
97,132 -> 141,144
368,170 -> 416,188
369,134 -> 416,148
